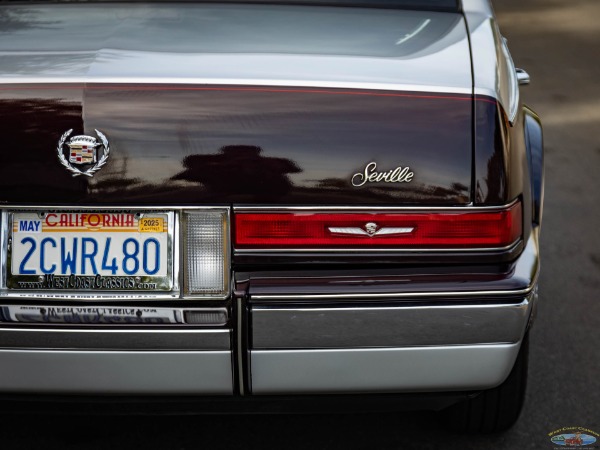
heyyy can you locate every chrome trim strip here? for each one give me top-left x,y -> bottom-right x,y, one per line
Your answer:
474,87 -> 500,99
250,286 -> 535,300
234,240 -> 520,254
0,327 -> 231,350
0,212 -> 6,293
0,78 -> 473,96
0,305 -> 228,326
0,349 -> 233,394
251,299 -> 530,349
234,198 -> 519,212
251,343 -> 521,394
237,296 -> 245,396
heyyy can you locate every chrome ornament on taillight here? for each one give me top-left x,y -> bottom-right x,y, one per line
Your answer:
329,223 -> 415,237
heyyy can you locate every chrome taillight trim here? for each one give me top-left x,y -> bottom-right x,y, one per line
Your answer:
233,240 -> 521,254
233,198 -> 519,212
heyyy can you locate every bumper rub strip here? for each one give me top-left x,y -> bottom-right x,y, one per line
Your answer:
251,343 -> 521,394
251,299 -> 531,349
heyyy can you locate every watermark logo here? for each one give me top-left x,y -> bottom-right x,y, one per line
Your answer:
549,427 -> 599,447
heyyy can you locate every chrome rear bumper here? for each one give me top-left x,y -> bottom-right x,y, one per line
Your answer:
248,296 -> 533,394
0,327 -> 233,394
0,233 -> 540,397
0,299 -> 534,396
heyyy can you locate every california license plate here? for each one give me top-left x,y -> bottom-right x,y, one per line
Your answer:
7,211 -> 173,291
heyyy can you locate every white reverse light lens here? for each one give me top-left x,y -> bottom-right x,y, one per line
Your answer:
183,210 -> 230,298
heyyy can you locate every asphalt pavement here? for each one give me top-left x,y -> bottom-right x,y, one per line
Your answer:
2,0 -> 599,448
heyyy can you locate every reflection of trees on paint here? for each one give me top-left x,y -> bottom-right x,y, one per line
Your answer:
90,156 -> 142,193
172,145 -> 302,200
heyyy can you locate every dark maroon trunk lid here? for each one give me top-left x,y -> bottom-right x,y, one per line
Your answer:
0,84 -> 472,206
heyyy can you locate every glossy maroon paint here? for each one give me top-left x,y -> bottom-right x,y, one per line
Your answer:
0,84 -> 475,205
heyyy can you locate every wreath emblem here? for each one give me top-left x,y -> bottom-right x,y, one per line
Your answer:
56,129 -> 110,177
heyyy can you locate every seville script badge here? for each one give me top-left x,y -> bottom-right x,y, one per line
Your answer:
56,129 -> 110,177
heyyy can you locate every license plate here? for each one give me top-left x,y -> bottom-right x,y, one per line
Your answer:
7,211 -> 173,291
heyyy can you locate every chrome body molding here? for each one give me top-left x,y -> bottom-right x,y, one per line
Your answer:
462,0 -> 520,122
234,240 -> 521,254
0,349 -> 233,394
251,299 -> 531,349
0,78 -> 473,96
250,343 -> 521,394
233,198 -> 520,211
0,4 -> 472,95
250,286 -> 536,301
0,327 -> 231,350
0,305 -> 228,327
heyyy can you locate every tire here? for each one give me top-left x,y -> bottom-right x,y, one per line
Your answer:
440,332 -> 529,433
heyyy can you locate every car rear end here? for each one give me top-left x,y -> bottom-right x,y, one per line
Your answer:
0,0 -> 541,430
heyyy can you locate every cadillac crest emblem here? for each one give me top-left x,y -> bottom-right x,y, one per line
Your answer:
56,129 -> 110,177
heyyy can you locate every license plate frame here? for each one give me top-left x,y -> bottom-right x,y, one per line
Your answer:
4,210 -> 175,293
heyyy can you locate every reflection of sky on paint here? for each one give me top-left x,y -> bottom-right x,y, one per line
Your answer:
83,88 -> 471,189
0,4 -> 471,90
0,4 -> 458,56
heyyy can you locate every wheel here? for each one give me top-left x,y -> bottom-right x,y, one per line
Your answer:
440,332 -> 529,433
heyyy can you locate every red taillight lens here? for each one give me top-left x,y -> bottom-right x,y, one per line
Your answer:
234,202 -> 522,249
